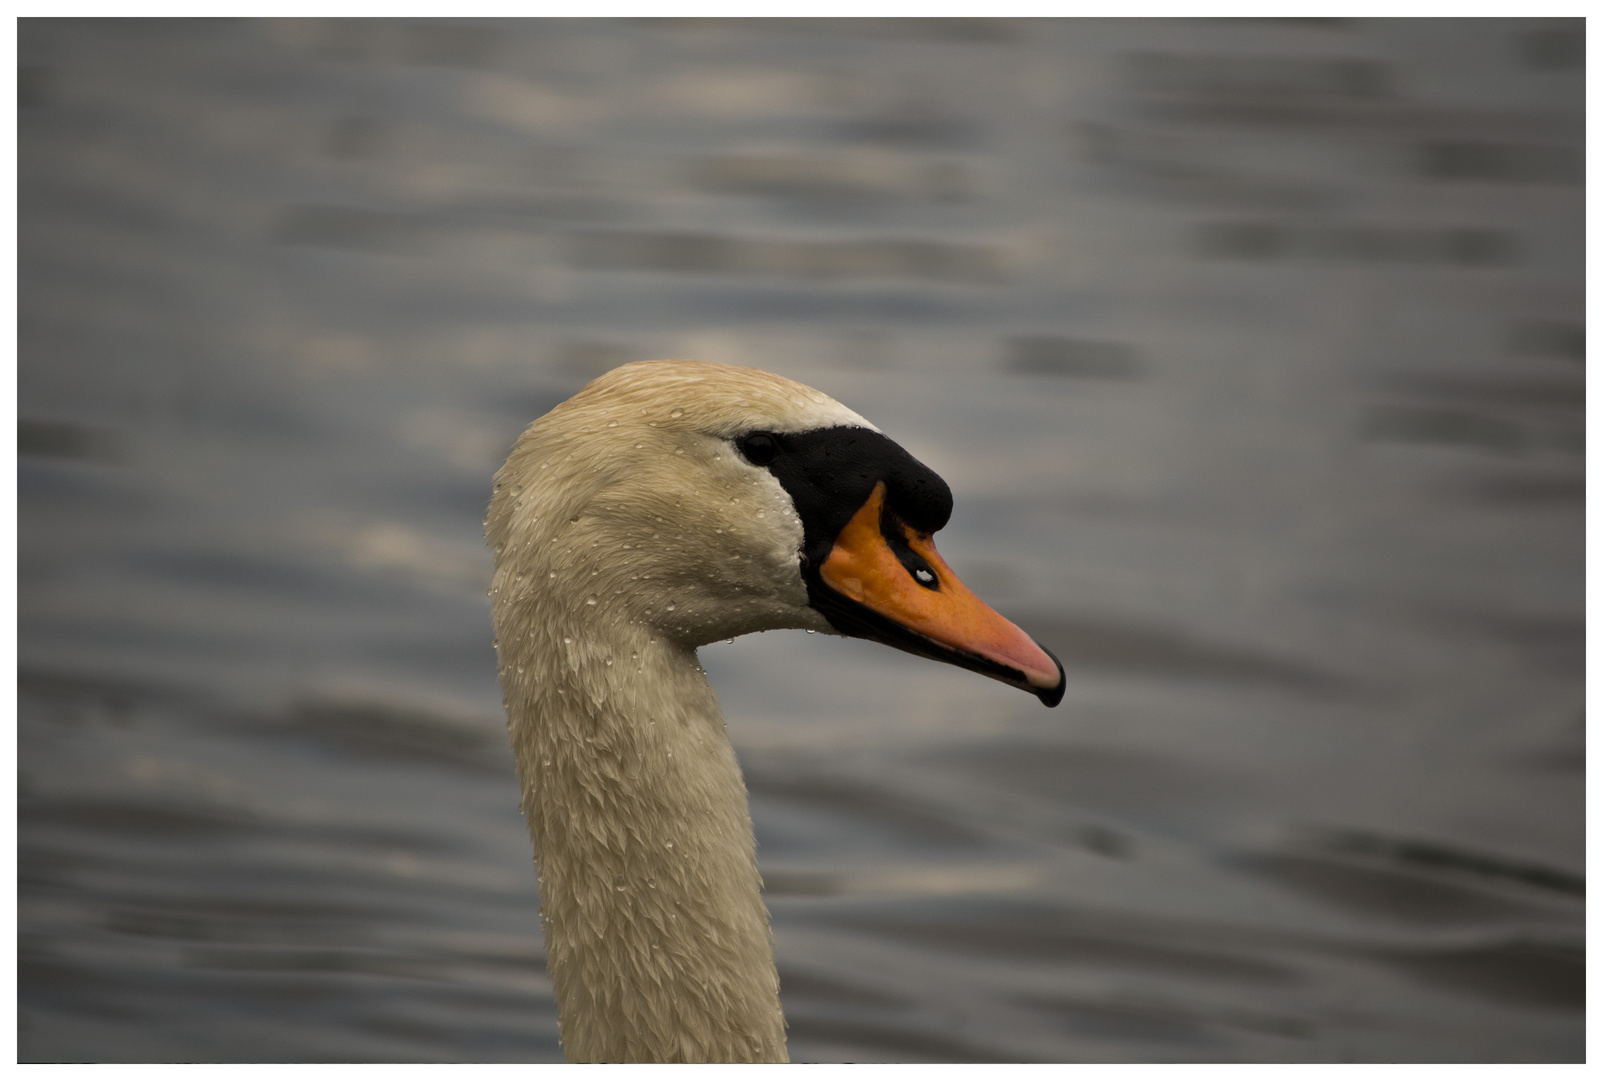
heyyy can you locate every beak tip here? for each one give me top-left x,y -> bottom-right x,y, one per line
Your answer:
1032,647 -> 1066,708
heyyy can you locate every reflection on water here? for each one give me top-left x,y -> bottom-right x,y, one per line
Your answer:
18,17 -> 1582,1063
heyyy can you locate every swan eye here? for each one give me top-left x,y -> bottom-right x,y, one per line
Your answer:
737,432 -> 778,466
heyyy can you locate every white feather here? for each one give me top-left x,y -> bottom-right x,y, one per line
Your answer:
487,361 -> 870,1062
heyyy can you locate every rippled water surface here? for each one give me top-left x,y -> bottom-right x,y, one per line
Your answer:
18,18 -> 1584,1062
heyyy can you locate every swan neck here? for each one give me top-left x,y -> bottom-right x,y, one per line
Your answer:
498,610 -> 786,1062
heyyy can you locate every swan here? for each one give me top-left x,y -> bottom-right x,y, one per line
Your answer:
486,360 -> 1064,1062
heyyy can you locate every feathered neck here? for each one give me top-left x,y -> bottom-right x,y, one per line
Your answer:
492,581 -> 787,1062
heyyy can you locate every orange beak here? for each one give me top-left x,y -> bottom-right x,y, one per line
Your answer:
818,482 -> 1065,705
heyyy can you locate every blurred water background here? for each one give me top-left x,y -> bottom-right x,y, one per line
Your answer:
17,18 -> 1585,1062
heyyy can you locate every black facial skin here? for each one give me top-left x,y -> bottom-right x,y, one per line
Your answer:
736,426 -> 1065,708
738,427 -> 950,568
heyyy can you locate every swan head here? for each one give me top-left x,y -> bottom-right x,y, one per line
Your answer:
488,360 -> 1064,706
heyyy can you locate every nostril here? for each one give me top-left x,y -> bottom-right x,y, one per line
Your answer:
879,503 -> 942,591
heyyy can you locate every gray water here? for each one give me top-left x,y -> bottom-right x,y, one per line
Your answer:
18,18 -> 1584,1062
